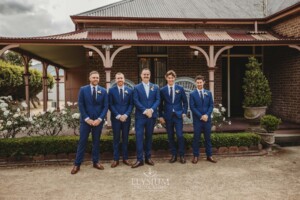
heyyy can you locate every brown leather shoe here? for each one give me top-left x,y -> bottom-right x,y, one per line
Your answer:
93,163 -> 104,170
145,159 -> 154,166
207,157 -> 217,163
111,160 -> 119,168
71,165 -> 80,175
131,161 -> 144,168
192,156 -> 198,164
180,156 -> 186,164
123,160 -> 132,166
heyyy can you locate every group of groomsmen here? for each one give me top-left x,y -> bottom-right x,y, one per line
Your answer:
71,68 -> 216,175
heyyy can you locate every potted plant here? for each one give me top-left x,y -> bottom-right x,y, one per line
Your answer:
258,114 -> 281,150
242,57 -> 272,122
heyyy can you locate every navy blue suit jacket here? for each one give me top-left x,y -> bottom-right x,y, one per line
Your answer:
189,89 -> 214,122
133,82 -> 160,119
108,86 -> 134,120
159,84 -> 188,120
78,85 -> 108,123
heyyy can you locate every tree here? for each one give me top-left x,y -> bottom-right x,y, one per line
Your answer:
2,51 -> 32,67
0,60 -> 54,107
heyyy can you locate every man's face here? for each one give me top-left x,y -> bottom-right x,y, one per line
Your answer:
166,75 -> 175,86
89,73 -> 99,86
141,69 -> 151,83
115,74 -> 125,87
196,79 -> 205,90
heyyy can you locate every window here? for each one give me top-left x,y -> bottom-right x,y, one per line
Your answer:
138,46 -> 167,87
139,57 -> 167,87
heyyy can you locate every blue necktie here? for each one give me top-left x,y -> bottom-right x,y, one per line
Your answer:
200,91 -> 204,102
93,87 -> 96,102
170,87 -> 173,103
120,88 -> 124,102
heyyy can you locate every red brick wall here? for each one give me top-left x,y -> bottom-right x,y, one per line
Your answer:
65,46 -> 223,105
264,46 -> 300,123
271,15 -> 300,38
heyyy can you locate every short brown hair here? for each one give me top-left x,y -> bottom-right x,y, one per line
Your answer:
165,70 -> 177,78
141,68 -> 151,74
195,75 -> 205,82
89,71 -> 99,76
115,72 -> 124,77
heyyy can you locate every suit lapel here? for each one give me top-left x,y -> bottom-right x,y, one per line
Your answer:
87,85 -> 93,103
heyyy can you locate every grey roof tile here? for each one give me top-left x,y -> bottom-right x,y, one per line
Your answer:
75,0 -> 299,19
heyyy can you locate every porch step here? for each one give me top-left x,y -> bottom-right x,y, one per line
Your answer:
275,129 -> 300,146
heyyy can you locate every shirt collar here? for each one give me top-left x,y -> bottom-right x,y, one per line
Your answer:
168,84 -> 175,89
197,88 -> 204,93
117,85 -> 124,90
142,82 -> 150,87
90,84 -> 97,89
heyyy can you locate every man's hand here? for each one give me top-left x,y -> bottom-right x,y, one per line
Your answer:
86,119 -> 94,126
119,115 -> 127,122
159,117 -> 165,124
146,109 -> 153,118
92,119 -> 102,126
200,114 -> 208,122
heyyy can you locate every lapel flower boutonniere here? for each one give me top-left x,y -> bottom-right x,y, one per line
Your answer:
97,90 -> 102,94
150,86 -> 154,91
124,90 -> 128,95
175,89 -> 180,94
203,91 -> 208,96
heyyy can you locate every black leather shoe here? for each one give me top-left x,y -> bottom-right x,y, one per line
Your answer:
180,156 -> 186,164
169,155 -> 177,163
131,161 -> 144,168
145,159 -> 154,166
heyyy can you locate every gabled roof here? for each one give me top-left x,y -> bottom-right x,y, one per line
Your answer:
76,0 -> 300,19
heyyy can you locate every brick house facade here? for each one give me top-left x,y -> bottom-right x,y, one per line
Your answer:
1,0 -> 299,123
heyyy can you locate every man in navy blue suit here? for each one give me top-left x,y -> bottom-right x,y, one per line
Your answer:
132,68 -> 160,168
159,70 -> 188,164
109,72 -> 134,168
190,75 -> 217,164
71,71 -> 108,174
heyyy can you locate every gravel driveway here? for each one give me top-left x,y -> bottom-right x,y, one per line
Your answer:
0,147 -> 299,200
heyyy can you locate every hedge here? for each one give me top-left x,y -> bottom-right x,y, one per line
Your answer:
0,133 -> 260,157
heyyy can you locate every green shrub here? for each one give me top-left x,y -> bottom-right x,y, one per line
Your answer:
0,133 -> 261,157
260,115 -> 281,132
242,57 -> 272,107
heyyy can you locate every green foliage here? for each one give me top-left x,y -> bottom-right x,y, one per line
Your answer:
260,115 -> 282,132
242,57 -> 272,107
0,60 -> 54,100
0,133 -> 261,157
2,51 -> 31,66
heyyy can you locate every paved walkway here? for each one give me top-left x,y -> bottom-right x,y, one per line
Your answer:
0,147 -> 299,200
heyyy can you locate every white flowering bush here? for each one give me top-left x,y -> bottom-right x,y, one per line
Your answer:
61,101 -> 80,135
0,96 -> 32,138
28,108 -> 64,136
211,104 -> 231,128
